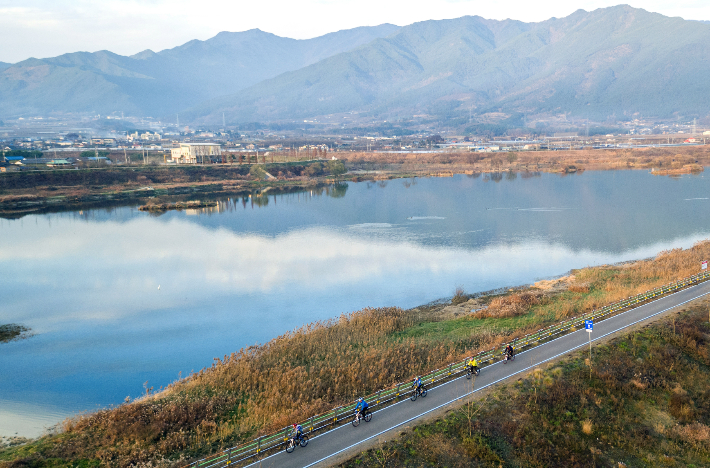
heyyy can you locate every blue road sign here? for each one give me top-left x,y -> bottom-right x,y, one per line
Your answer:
585,320 -> 593,332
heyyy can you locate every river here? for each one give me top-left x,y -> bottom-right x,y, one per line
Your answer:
1,170 -> 709,437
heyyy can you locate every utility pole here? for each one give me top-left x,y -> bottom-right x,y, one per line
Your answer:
177,114 -> 180,129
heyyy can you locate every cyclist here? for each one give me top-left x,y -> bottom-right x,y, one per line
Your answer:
504,343 -> 515,359
290,423 -> 303,442
413,376 -> 422,394
467,356 -> 479,374
354,397 -> 369,422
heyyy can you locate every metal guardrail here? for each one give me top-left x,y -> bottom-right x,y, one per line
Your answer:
185,270 -> 710,467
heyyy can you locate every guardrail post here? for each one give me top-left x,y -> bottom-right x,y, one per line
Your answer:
257,436 -> 262,454
308,416 -> 314,432
448,363 -> 453,375
195,460 -> 199,468
376,389 -> 382,405
396,383 -> 401,396
226,447 -> 232,465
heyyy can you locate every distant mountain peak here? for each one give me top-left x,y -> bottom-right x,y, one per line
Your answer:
130,49 -> 156,60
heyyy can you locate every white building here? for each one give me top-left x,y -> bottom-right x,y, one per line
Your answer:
170,143 -> 222,164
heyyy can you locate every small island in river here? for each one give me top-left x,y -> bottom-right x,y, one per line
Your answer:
138,200 -> 218,212
0,324 -> 33,343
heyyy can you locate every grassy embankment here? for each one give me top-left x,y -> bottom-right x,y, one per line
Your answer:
2,241 -> 710,467
339,304 -> 710,468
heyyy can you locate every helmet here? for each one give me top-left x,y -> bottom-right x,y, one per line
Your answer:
358,397 -> 363,401
292,423 -> 296,428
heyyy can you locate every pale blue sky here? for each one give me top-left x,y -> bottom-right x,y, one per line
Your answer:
0,0 -> 708,63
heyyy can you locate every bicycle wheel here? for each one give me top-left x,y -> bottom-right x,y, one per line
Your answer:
421,386 -> 428,397
410,390 -> 418,401
475,368 -> 480,376
511,354 -> 516,361
466,369 -> 472,379
364,411 -> 372,422
503,356 -> 509,364
286,440 -> 295,453
352,415 -> 360,427
299,435 -> 308,447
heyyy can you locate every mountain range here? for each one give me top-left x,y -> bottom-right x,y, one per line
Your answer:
2,5 -> 710,126
188,5 -> 710,125
0,24 -> 399,118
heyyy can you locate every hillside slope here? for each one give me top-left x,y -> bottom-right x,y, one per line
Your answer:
0,24 -> 400,117
189,6 -> 710,124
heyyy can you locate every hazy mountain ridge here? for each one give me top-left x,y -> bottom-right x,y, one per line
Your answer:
188,5 -> 710,124
0,24 -> 400,118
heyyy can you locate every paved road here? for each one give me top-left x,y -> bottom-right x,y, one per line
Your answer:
246,281 -> 710,468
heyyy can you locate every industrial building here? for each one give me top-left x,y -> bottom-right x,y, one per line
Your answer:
170,143 -> 222,164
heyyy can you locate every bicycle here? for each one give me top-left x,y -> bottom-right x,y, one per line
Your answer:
285,434 -> 308,453
352,409 -> 372,427
410,384 -> 428,401
466,366 -> 480,379
503,352 -> 515,364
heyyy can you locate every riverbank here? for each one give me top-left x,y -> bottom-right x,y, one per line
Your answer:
1,145 -> 707,218
2,240 -> 710,468
338,303 -> 710,467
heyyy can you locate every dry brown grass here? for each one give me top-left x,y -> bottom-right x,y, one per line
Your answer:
581,419 -> 593,435
29,307 -> 513,467
339,145 -> 710,177
475,292 -> 542,318
673,423 -> 710,447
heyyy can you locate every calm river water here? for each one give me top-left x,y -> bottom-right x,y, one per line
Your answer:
2,170 -> 710,437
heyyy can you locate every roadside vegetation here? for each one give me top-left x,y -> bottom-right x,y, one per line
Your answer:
339,303 -> 710,468
2,241 -> 710,467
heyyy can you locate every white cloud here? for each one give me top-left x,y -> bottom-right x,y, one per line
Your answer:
1,214 -> 706,334
0,0 -> 709,63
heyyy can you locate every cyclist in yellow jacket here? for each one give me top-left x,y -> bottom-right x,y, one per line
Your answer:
466,357 -> 478,374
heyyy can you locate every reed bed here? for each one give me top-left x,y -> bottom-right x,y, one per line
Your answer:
4,241 -> 710,468
340,144 -> 710,177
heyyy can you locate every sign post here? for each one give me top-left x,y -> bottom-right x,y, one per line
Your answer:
702,261 -> 707,271
585,320 -> 593,378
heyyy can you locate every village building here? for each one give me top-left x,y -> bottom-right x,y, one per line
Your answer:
170,143 -> 222,164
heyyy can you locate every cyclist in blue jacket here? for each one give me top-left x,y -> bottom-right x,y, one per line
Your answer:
355,397 -> 369,422
290,423 -> 303,442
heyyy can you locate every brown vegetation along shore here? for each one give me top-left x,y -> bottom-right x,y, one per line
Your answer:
340,144 -> 710,178
339,303 -> 710,468
138,200 -> 218,212
2,240 -> 710,468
